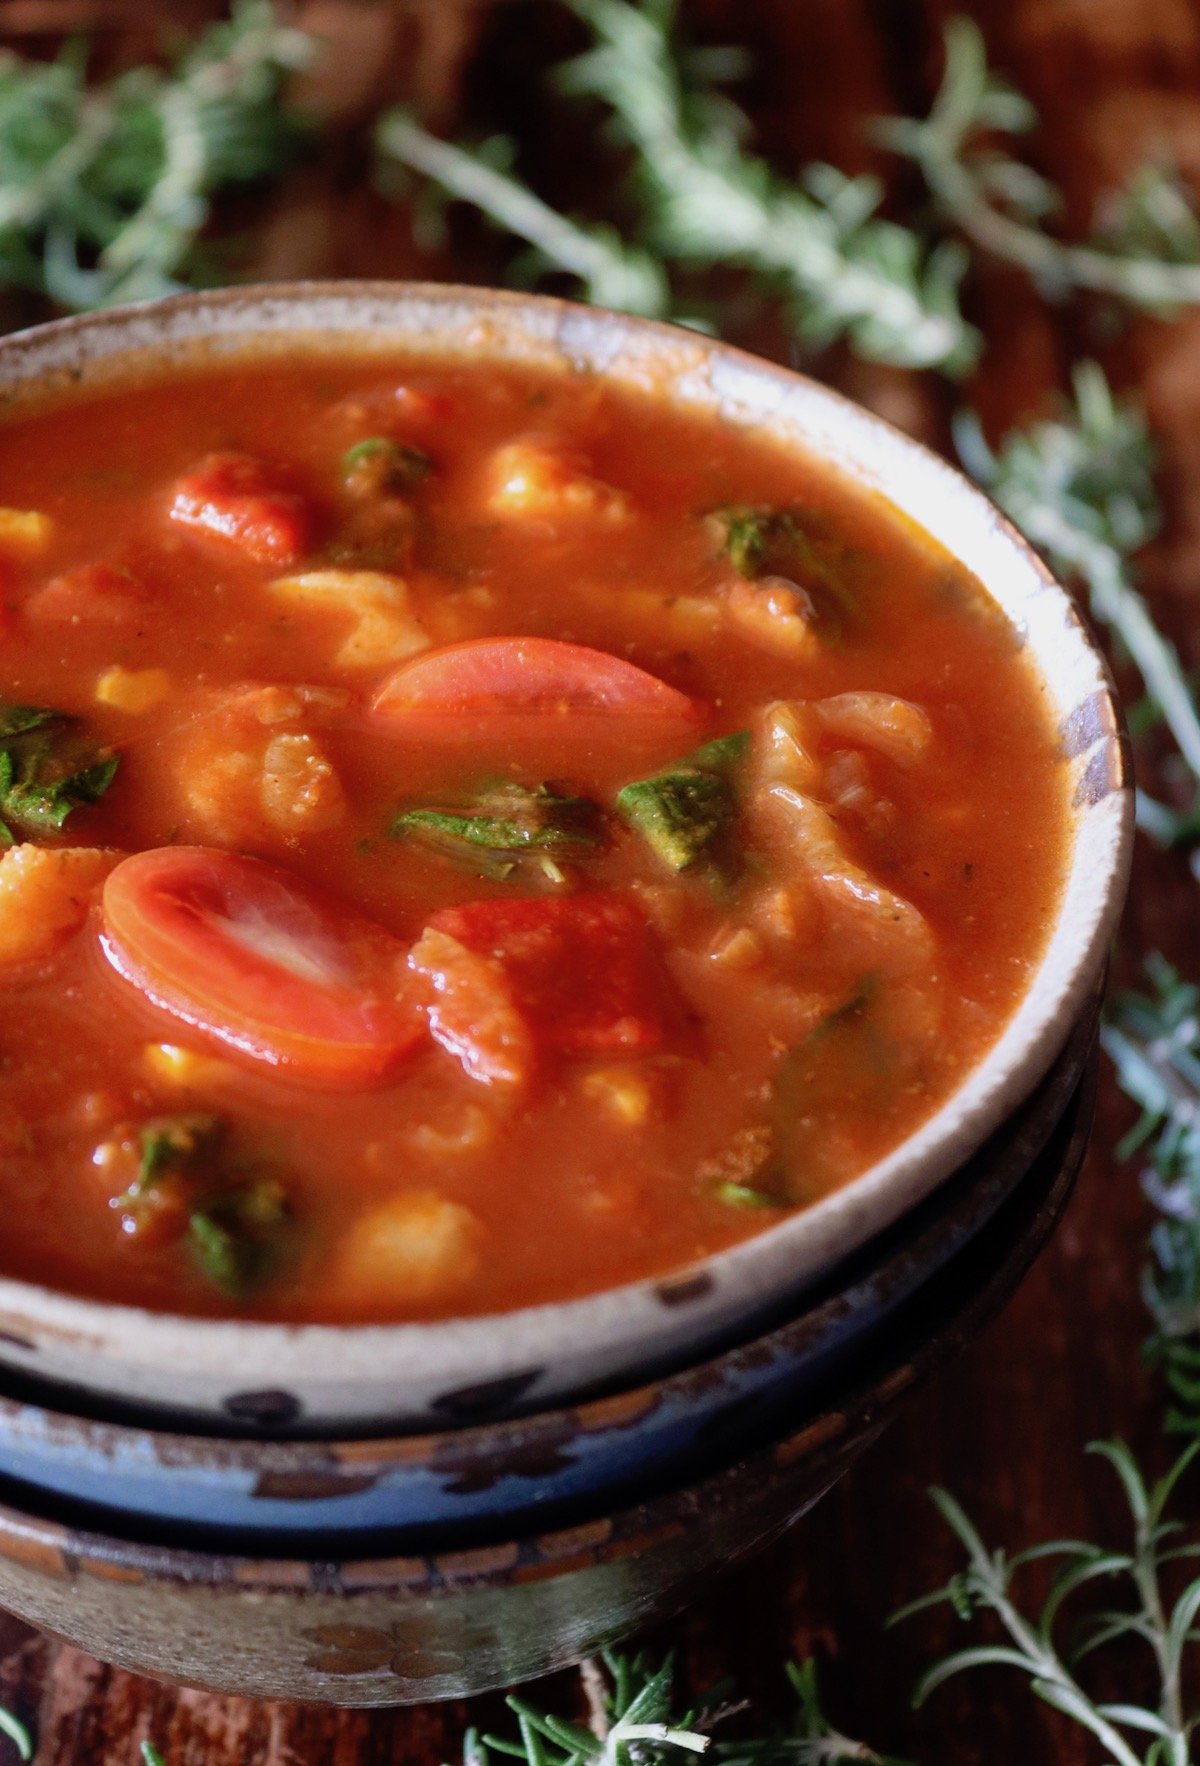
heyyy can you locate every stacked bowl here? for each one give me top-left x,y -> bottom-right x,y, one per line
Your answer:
0,287 -> 1131,1702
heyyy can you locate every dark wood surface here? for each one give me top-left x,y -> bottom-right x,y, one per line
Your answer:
2,0 -> 1198,1756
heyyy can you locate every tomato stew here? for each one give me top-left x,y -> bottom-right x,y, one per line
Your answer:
0,352 -> 1067,1321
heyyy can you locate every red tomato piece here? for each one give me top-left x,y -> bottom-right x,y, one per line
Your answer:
409,926 -> 534,1088
101,846 -> 422,1088
169,453 -> 312,566
372,637 -> 704,741
425,893 -> 678,1059
25,561 -> 147,625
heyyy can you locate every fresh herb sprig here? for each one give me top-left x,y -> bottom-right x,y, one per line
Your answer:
896,1440 -> 1200,1766
0,0 -> 309,312
0,1706 -> 31,1763
880,18 -> 1200,314
1103,958 -> 1200,1433
451,1650 -> 895,1766
377,0 -> 978,373
954,364 -> 1200,844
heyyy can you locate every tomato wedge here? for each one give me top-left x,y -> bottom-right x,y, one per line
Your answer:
371,637 -> 704,742
101,847 -> 422,1088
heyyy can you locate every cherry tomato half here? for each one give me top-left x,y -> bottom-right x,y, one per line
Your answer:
101,846 -> 421,1088
371,637 -> 704,743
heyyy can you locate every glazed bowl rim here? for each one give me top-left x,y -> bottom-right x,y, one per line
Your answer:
0,281 -> 1134,1409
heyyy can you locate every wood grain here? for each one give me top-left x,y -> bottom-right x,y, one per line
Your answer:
0,0 -> 1192,1757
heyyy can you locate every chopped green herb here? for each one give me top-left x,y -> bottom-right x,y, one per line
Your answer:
392,783 -> 603,877
708,503 -> 857,629
138,1114 -> 223,1190
141,1746 -> 167,1766
0,701 -> 56,739
715,1180 -> 783,1209
340,436 -> 432,496
0,699 -> 119,844
189,1176 -> 289,1297
616,730 -> 748,873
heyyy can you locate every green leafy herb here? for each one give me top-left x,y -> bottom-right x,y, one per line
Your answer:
376,0 -> 977,373
341,436 -> 433,496
450,1649 -> 893,1766
617,730 -> 748,874
895,1439 -> 1200,1766
138,1113 -> 223,1191
0,0 -> 310,313
708,505 -> 856,631
393,783 -> 604,878
1103,958 -> 1200,1433
141,1747 -> 167,1766
714,1181 -> 780,1211
954,364 -> 1200,843
880,18 -> 1200,315
189,1176 -> 289,1298
0,698 -> 119,844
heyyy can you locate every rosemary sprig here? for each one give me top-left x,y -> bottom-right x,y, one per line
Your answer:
1103,958 -> 1200,1433
377,0 -> 978,373
0,1706 -> 31,1762
452,1651 -> 894,1766
376,113 -> 670,318
955,362 -> 1200,843
0,0 -> 310,311
895,1440 -> 1200,1766
880,18 -> 1200,313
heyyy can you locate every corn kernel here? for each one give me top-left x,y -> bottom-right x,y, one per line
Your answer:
581,1065 -> 656,1127
143,1042 -> 233,1088
95,665 -> 171,713
0,508 -> 50,550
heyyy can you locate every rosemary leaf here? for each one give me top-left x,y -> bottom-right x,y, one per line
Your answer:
0,0 -> 310,312
880,18 -> 1200,313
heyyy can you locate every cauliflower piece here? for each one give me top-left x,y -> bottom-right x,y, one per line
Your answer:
486,441 -> 630,521
95,666 -> 171,713
270,569 -> 430,668
172,686 -> 346,849
0,846 -> 118,966
326,1192 -> 483,1309
260,732 -> 345,836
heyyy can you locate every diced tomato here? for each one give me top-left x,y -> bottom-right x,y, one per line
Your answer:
168,453 -> 312,566
409,926 -> 534,1087
424,893 -> 679,1060
101,846 -> 422,1088
372,637 -> 704,742
25,561 -> 147,625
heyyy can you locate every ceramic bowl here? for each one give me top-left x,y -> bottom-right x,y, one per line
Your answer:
0,283 -> 1133,1424
0,1055 -> 1093,1703
0,1002 -> 1097,1540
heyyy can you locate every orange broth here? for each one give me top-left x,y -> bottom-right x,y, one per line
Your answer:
0,351 -> 1067,1320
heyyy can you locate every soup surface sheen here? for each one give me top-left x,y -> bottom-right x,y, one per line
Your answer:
0,349 -> 1066,1321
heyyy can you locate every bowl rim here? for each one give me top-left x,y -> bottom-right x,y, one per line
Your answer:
0,280 -> 1134,1412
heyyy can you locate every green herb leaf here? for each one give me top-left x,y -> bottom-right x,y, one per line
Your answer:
0,1705 -> 32,1763
189,1177 -> 289,1298
393,783 -> 603,876
0,700 -> 57,738
138,1113 -> 224,1190
708,504 -> 857,630
616,732 -> 748,874
341,436 -> 433,495
715,1180 -> 781,1210
0,700 -> 120,844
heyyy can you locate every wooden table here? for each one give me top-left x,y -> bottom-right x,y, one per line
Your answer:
1,0 -> 1198,1756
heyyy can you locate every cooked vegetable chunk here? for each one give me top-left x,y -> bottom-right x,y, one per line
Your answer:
486,441 -> 629,521
425,893 -> 679,1058
269,568 -> 430,668
0,845 -> 117,965
409,925 -> 533,1088
617,731 -> 749,873
325,1191 -> 483,1309
169,453 -> 312,565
